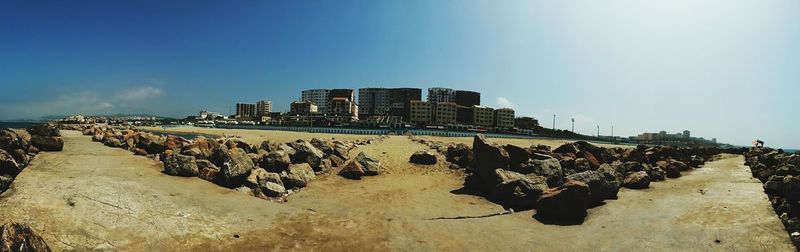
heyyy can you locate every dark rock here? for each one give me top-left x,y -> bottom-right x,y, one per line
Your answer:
0,222 -> 51,252
559,157 -> 576,172
333,142 -> 350,160
567,170 -> 619,204
0,150 -> 21,176
0,174 -> 12,193
535,180 -> 591,223
339,159 -> 366,180
26,123 -> 60,136
530,152 -> 554,160
517,158 -> 563,187
310,138 -> 335,156
783,175 -> 800,203
30,135 -> 63,151
410,150 -> 437,165
471,134 -> 509,182
197,160 -> 220,182
445,143 -> 472,168
0,129 -> 27,153
665,160 -> 684,178
260,150 -> 291,173
356,152 -> 381,176
764,175 -> 784,195
327,155 -> 345,168
489,169 -> 548,210
574,158 -> 591,172
503,144 -> 531,169
9,149 -> 28,168
290,140 -> 324,171
650,167 -> 666,181
281,163 -> 316,188
623,171 -> 650,189
163,154 -> 199,177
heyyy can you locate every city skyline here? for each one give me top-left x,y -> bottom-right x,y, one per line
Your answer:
1,1 -> 798,148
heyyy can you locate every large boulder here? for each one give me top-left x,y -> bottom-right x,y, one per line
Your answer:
245,168 -> 285,197
290,140 -> 324,171
445,143 -> 472,168
0,174 -> 12,193
26,123 -> 59,137
281,163 -> 316,188
471,134 -> 509,181
356,152 -> 381,176
310,138 -> 335,156
260,150 -> 292,173
0,222 -> 51,252
339,159 -> 366,179
567,170 -> 619,204
489,169 -> 549,210
623,171 -> 651,189
163,154 -> 199,177
410,150 -> 437,165
516,158 -> 563,187
196,159 -> 220,182
30,135 -> 63,151
535,180 -> 591,223
0,129 -> 26,153
103,137 -> 124,148
211,147 -> 256,187
665,161 -> 682,178
574,158 -> 591,172
0,150 -> 21,176
503,144 -> 531,169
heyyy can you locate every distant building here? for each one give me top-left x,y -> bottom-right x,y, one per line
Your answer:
290,101 -> 318,115
409,100 -> 431,125
428,87 -> 456,104
256,100 -> 272,117
199,110 -> 224,120
301,89 -> 331,113
329,97 -> 359,122
456,106 -> 474,125
387,88 -> 422,121
455,90 -> 480,107
493,108 -> 515,129
433,102 -> 457,125
473,106 -> 494,127
514,117 -> 539,129
235,103 -> 256,119
683,130 -> 691,138
358,88 -> 390,117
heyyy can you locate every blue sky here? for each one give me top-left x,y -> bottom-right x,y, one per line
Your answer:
0,0 -> 798,148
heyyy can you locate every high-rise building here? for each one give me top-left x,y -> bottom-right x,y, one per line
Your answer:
387,88 -> 422,120
328,89 -> 355,103
433,102 -> 457,125
473,106 -> 494,127
493,108 -> 515,129
358,88 -> 390,117
427,87 -> 456,104
409,100 -> 431,124
290,101 -> 318,115
329,97 -> 359,122
235,103 -> 256,119
256,100 -> 272,117
301,89 -> 331,113
455,90 -> 480,107
456,106 -> 474,125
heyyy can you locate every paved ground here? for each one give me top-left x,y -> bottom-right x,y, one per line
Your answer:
0,131 -> 793,251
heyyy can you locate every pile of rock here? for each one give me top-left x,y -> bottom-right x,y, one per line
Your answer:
742,147 -> 800,248
462,134 -> 722,223
0,222 -> 51,252
1,123 -> 64,194
75,124 -> 382,200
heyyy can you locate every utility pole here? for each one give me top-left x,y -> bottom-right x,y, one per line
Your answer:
597,125 -> 600,137
552,114 -> 556,130
571,118 -> 575,132
611,125 -> 614,138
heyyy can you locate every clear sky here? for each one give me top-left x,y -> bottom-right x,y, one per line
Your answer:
1,0 -> 798,149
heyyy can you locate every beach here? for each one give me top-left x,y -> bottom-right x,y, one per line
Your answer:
0,128 -> 792,251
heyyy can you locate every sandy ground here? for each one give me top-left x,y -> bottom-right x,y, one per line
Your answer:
0,130 -> 793,251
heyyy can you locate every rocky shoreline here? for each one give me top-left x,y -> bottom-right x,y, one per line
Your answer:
411,135 -> 730,224
1,123 -> 64,194
742,147 -> 800,248
61,124 -> 386,201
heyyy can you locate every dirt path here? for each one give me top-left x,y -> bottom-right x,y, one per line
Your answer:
0,132 -> 793,251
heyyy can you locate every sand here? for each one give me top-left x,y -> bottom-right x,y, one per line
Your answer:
0,130 -> 793,251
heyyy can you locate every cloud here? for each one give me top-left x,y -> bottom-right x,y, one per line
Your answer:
496,97 -> 515,109
0,85 -> 165,120
115,86 -> 163,101
572,114 -> 595,123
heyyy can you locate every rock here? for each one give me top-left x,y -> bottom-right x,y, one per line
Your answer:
650,167 -> 666,181
503,144 -> 531,169
410,150 -> 437,165
30,135 -> 63,151
136,133 -> 168,154
281,163 -> 316,188
616,161 -> 644,174
597,164 -> 622,183
764,175 -> 784,195
133,148 -> 148,156
26,123 -> 59,136
197,160 -> 220,182
181,148 -> 203,159
319,158 -> 333,173
339,159 -> 366,179
163,154 -> 199,177
212,147 -> 256,187
672,160 -> 691,171
92,134 -> 104,142
0,130 -> 26,153
0,150 -> 21,176
567,170 -> 619,204
445,143 -> 472,168
260,151 -> 291,173
517,158 -> 563,187
0,174 -> 12,193
530,152 -> 554,160
0,222 -> 51,252
559,157 -> 576,172
535,180 -> 591,223
9,149 -> 28,168
665,161 -> 682,178
333,142 -> 350,160
245,168 -> 286,196
290,140 -> 324,171
574,158 -> 591,172
225,139 -> 255,153
489,169 -> 549,210
471,134 -> 509,181
327,155 -> 345,167
310,138 -> 335,156
104,137 -> 124,148
356,152 -> 381,176
783,175 -> 800,203
623,171 -> 650,189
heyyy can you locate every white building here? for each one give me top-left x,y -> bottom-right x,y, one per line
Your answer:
301,89 -> 331,113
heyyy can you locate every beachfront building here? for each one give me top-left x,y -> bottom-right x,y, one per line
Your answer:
301,89 -> 330,113
235,103 -> 256,119
409,100 -> 432,125
433,102 -> 457,125
329,97 -> 359,122
456,106 -> 474,125
473,106 -> 494,128
358,88 -> 390,117
514,117 -> 539,129
387,88 -> 422,121
455,90 -> 480,107
290,101 -> 318,115
493,108 -> 515,129
256,100 -> 272,120
428,87 -> 456,104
